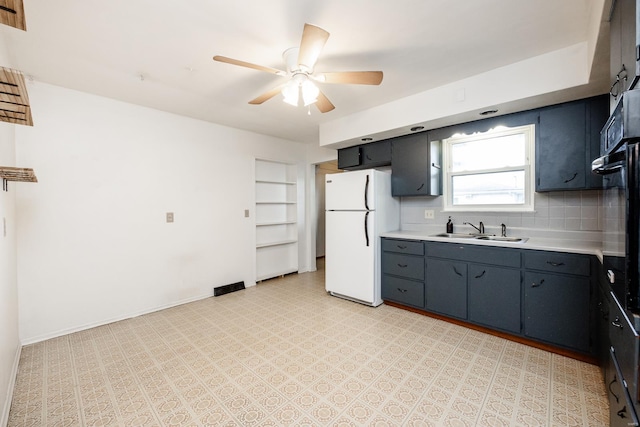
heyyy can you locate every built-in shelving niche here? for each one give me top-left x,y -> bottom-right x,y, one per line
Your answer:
0,67 -> 33,126
255,159 -> 298,282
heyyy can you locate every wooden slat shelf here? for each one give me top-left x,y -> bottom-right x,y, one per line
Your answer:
0,166 -> 37,182
0,66 -> 33,126
0,0 -> 26,31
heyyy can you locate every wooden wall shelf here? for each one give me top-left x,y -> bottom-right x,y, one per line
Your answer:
0,67 -> 33,126
0,0 -> 26,31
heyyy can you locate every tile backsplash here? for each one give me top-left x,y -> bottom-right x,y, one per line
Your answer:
401,190 -> 602,234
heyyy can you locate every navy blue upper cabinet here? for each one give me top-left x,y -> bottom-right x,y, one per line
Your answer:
337,140 -> 391,170
536,95 -> 608,192
390,132 -> 441,197
609,0 -> 637,107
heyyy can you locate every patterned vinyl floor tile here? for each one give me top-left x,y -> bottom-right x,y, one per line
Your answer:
8,259 -> 608,426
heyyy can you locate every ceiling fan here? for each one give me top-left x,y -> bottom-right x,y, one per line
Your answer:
213,23 -> 383,113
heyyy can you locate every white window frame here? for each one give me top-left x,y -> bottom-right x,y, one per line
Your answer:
442,124 -> 535,212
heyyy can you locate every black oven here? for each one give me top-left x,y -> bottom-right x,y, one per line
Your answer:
593,90 -> 640,315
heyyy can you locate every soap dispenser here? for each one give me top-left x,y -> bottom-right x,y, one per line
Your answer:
446,216 -> 453,233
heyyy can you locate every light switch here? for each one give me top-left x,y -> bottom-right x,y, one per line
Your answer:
166,212 -> 174,223
244,209 -> 250,218
424,210 -> 435,219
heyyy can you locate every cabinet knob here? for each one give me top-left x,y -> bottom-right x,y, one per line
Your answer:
397,245 -> 407,249
416,183 -> 424,191
397,288 -> 408,293
397,263 -> 408,268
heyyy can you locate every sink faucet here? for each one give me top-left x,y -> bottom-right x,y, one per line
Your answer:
463,221 -> 484,234
501,223 -> 507,237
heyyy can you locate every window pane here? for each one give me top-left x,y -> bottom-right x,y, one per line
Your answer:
451,133 -> 525,172
452,171 -> 525,205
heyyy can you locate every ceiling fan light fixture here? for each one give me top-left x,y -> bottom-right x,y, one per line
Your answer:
282,80 -> 299,106
301,79 -> 319,106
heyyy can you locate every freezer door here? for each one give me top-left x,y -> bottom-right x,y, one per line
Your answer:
325,210 -> 379,305
326,169 -> 375,211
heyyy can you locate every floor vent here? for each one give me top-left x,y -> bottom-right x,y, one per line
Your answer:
213,281 -> 245,297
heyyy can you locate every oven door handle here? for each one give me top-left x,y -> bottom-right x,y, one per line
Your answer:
592,151 -> 625,175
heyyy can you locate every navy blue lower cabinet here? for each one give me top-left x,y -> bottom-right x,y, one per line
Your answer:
425,258 -> 467,319
524,271 -> 590,352
468,265 -> 521,334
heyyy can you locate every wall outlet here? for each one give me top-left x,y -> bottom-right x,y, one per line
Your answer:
424,209 -> 435,219
166,212 -> 174,223
244,209 -> 250,218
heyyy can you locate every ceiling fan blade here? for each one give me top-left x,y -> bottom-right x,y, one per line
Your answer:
213,55 -> 285,75
315,90 -> 335,113
249,84 -> 286,105
297,24 -> 330,72
318,71 -> 383,85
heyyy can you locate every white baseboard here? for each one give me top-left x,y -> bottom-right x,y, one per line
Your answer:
20,292 -> 214,346
1,344 -> 21,427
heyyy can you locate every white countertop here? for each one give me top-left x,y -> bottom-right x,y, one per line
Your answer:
381,229 -> 603,261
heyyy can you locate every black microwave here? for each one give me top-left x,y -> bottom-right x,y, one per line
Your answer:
602,89 -> 640,155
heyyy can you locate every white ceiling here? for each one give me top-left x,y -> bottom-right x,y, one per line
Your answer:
1,0 -> 608,144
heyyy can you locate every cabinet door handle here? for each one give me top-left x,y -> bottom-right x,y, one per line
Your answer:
610,64 -> 628,100
397,288 -> 408,293
563,173 -> 578,183
452,266 -> 463,277
546,261 -> 565,267
397,245 -> 407,249
609,375 -> 620,404
531,279 -> 545,288
617,406 -> 629,419
474,270 -> 486,279
431,163 -> 441,169
366,154 -> 372,160
397,263 -> 408,268
416,183 -> 424,191
612,316 -> 624,329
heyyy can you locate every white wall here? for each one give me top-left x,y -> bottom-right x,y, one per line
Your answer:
0,33 -> 21,426
0,121 -> 19,427
15,82 -> 308,344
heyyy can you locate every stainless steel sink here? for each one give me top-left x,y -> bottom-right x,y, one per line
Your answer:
430,233 -> 528,243
431,233 -> 478,239
475,236 -> 528,242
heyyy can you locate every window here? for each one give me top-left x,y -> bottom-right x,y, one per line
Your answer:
443,124 -> 535,212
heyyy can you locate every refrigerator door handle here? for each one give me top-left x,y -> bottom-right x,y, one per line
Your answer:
364,211 -> 370,247
364,174 -> 370,210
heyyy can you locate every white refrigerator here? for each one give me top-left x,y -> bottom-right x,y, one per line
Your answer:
325,169 -> 400,306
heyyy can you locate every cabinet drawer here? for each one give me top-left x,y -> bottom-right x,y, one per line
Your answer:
524,251 -> 590,276
426,242 -> 520,268
382,238 -> 424,255
609,291 -> 640,403
382,275 -> 424,308
382,253 -> 424,280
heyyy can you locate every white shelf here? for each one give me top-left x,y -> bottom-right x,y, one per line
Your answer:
255,201 -> 296,204
256,221 -> 297,226
256,179 -> 296,185
256,239 -> 297,248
